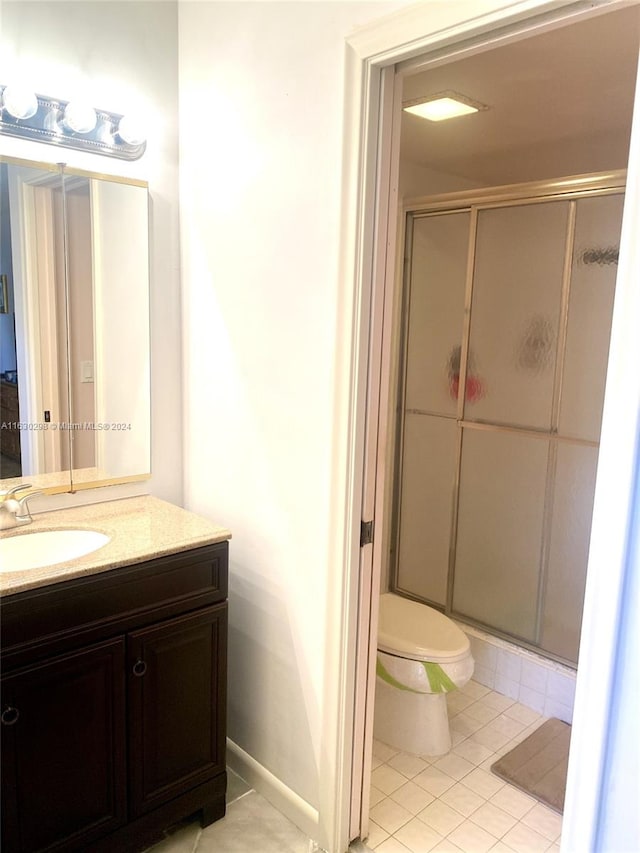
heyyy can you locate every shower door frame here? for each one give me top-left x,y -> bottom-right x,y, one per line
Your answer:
390,172 -> 627,667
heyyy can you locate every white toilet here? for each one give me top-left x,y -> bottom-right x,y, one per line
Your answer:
374,592 -> 474,756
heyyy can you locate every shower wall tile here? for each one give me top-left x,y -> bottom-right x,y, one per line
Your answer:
470,636 -> 498,670
518,685 -> 546,715
473,664 -> 496,689
520,659 -> 549,694
544,697 -> 574,724
497,649 -> 522,683
546,670 -> 576,707
494,673 -> 520,701
460,626 -> 576,725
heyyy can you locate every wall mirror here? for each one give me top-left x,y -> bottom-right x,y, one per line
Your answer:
0,155 -> 151,493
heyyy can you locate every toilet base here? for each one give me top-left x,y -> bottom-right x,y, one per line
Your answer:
374,678 -> 452,756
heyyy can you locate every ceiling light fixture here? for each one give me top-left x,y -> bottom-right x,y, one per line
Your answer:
403,91 -> 488,122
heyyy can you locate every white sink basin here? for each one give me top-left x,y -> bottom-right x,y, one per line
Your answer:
0,529 -> 110,573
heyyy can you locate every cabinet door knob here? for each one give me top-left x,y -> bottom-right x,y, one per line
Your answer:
1,706 -> 20,726
132,659 -> 147,677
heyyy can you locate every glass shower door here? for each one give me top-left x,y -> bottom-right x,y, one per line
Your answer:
452,200 -> 570,641
394,210 -> 469,606
540,193 -> 624,660
394,187 -> 624,665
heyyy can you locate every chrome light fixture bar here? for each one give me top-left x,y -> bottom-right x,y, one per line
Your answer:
0,84 -> 146,161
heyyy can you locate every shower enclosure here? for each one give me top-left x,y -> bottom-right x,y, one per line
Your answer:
391,173 -> 625,666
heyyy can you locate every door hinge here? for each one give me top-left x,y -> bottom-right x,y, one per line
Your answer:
360,520 -> 374,547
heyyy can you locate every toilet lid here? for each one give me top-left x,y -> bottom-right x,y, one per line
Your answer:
378,593 -> 470,662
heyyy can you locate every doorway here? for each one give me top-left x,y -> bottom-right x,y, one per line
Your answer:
340,2 -> 640,851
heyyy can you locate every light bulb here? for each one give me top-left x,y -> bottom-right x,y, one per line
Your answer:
2,85 -> 38,120
64,101 -> 97,134
117,114 -> 146,146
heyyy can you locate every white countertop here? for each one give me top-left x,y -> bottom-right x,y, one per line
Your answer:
0,495 -> 231,597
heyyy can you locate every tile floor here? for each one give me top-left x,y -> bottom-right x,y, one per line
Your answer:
367,679 -> 563,853
145,769 -> 311,853
147,679 -> 563,853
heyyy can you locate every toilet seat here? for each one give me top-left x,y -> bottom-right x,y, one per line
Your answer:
378,593 -> 470,663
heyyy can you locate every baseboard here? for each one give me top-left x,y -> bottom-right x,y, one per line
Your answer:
226,738 -> 320,842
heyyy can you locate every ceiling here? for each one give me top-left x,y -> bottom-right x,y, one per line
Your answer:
400,6 -> 640,188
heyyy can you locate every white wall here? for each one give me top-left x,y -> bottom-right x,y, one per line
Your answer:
178,0 -> 411,827
399,159 -> 484,197
0,0 -> 182,503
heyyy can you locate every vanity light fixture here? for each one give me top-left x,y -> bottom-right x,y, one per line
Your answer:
116,114 -> 147,147
63,101 -> 98,134
0,85 -> 146,160
1,84 -> 38,120
403,91 -> 488,122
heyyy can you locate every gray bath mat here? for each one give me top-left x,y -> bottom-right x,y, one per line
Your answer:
490,718 -> 570,814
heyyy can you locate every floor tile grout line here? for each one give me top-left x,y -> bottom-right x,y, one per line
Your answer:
372,781 -> 538,838
228,787 -> 256,806
371,793 -> 548,846
379,792 -> 560,848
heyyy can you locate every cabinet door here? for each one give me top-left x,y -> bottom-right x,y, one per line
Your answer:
1,637 -> 126,853
128,603 -> 227,817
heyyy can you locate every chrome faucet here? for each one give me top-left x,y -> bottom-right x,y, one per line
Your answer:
0,484 -> 44,530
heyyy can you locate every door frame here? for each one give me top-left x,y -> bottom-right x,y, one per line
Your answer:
7,165 -> 65,475
329,1 -> 640,851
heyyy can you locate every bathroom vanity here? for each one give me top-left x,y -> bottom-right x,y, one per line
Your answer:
0,497 -> 231,853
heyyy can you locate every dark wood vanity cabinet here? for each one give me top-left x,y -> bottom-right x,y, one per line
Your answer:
1,638 -> 127,852
0,542 -> 228,853
128,606 -> 227,819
